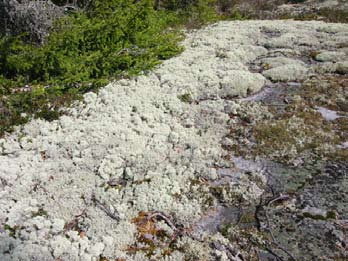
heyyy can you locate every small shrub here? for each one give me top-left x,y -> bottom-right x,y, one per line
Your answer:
0,0 -> 244,137
0,0 -> 187,137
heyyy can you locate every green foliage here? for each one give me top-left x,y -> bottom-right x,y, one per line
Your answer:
0,0 -> 243,137
0,0 -> 186,136
1,0 -> 183,85
175,0 -> 220,27
178,93 -> 193,103
31,208 -> 48,218
3,224 -> 20,238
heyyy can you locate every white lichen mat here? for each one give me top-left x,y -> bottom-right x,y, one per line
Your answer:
0,20 -> 347,260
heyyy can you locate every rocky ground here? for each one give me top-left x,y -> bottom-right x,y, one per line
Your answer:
234,0 -> 348,22
0,5 -> 348,261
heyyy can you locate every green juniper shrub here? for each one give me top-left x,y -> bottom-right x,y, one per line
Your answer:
0,0 -> 186,137
0,0 -> 243,137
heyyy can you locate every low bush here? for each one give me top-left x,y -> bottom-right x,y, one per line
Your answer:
0,0 -> 243,137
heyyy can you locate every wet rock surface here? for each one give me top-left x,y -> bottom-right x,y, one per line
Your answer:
220,30 -> 348,258
259,160 -> 348,260
0,19 -> 348,260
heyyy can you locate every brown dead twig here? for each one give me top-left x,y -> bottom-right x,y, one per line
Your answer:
267,194 -> 291,206
128,210 -> 194,257
265,195 -> 297,261
64,208 -> 87,233
147,211 -> 215,243
254,191 -> 297,261
132,210 -> 247,260
89,193 -> 120,221
64,193 -> 120,235
29,180 -> 48,194
211,241 -> 245,261
139,211 -> 185,242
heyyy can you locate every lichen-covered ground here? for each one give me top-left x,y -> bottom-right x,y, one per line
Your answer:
0,19 -> 347,260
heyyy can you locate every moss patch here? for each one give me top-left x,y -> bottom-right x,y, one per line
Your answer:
226,74 -> 348,164
253,109 -> 340,162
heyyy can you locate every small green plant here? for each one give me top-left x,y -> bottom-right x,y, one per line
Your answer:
3,224 -> 21,238
178,93 -> 193,103
31,207 -> 49,218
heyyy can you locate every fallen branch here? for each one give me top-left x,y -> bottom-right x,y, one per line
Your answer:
264,205 -> 297,261
211,241 -> 245,261
267,194 -> 291,206
270,240 -> 297,261
254,190 -> 297,261
64,209 -> 87,232
91,194 -> 120,221
148,211 -> 177,231
146,211 -> 187,242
